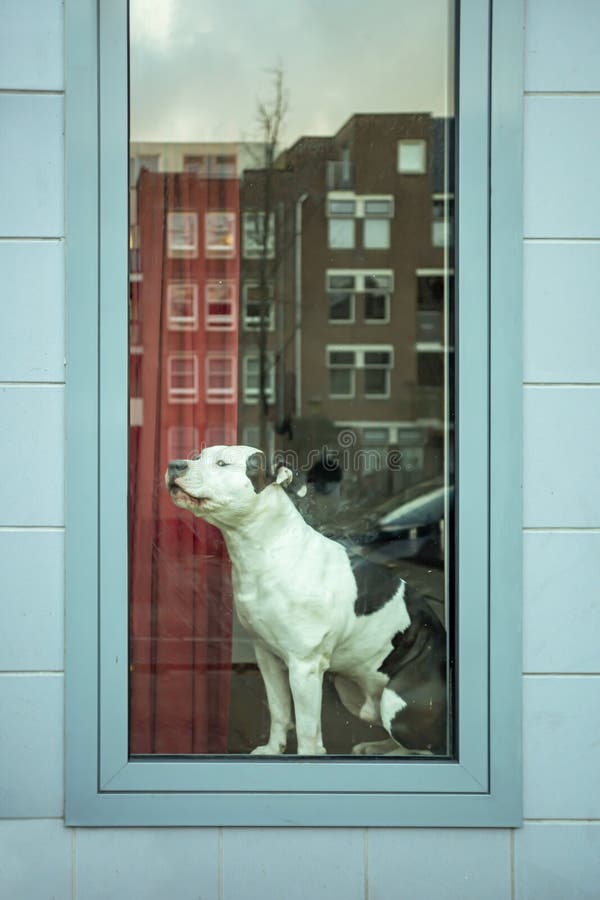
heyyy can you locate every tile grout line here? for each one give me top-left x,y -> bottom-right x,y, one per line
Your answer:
523,237 -> 600,244
0,236 -> 64,242
72,829 -> 77,900
510,830 -> 516,900
218,827 -> 223,900
364,828 -> 369,900
523,383 -> 600,388
523,527 -> 600,533
524,90 -> 600,97
0,526 -> 64,532
0,88 -> 64,95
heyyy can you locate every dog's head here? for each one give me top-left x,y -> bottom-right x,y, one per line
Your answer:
165,445 -> 295,527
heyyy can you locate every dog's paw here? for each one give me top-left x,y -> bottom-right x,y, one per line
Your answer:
250,742 -> 285,756
352,738 -> 402,756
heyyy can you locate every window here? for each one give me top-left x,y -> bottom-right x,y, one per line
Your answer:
66,0 -> 522,828
432,195 -> 455,247
328,217 -> 355,249
416,269 -> 453,346
204,425 -> 237,445
327,345 -> 393,399
206,353 -> 236,403
167,281 -> 198,331
168,426 -> 199,461
326,197 -> 356,217
363,218 -> 390,249
243,282 -> 275,330
397,139 -> 427,174
167,353 -> 198,403
243,353 -> 275,404
327,274 -> 355,323
184,155 -> 236,178
327,271 -> 392,324
205,280 -> 236,331
243,211 -> 275,258
205,211 -> 236,258
166,211 -> 198,257
362,199 -> 394,250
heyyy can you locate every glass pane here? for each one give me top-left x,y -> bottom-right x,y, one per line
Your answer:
129,0 -> 455,758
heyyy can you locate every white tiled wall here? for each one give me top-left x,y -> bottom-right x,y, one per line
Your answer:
0,0 -> 599,897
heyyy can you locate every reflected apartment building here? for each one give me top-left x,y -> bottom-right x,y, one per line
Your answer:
127,117 -> 453,751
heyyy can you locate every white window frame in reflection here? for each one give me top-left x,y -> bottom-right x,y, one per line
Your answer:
205,280 -> 237,332
327,344 -> 394,399
205,211 -> 236,258
205,353 -> 237,404
397,139 -> 427,174
328,218 -> 355,249
167,281 -> 198,331
243,282 -> 275,331
167,211 -> 198,258
243,352 -> 275,405
167,426 -> 199,461
327,270 -> 393,325
363,217 -> 390,249
167,352 -> 199,404
242,211 -> 275,259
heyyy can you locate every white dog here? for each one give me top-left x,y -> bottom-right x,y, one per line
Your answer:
166,445 -> 446,756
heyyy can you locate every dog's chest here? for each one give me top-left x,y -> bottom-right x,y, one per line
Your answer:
231,560 -> 351,660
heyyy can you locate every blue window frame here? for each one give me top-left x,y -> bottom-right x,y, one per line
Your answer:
65,0 -> 523,826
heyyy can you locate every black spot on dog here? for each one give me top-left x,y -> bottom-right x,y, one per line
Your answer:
245,451 -> 274,493
344,547 -> 403,616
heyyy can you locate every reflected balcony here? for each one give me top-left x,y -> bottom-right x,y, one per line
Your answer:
326,160 -> 355,190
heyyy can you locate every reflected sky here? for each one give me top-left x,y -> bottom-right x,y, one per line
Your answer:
130,0 -> 453,144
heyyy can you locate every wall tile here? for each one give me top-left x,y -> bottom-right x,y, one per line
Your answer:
0,241 -> 64,382
524,531 -> 600,673
524,242 -> 600,383
0,0 -> 63,90
523,676 -> 600,818
524,97 -> 600,238
222,828 -> 364,900
0,386 -> 64,526
525,0 -> 600,92
368,828 -> 511,900
515,823 -> 600,900
0,820 -> 71,900
0,530 -> 64,671
0,95 -> 63,237
0,675 -> 63,817
523,387 -> 600,528
76,829 -> 218,900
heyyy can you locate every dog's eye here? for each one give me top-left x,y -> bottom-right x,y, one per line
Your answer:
216,460 -> 229,467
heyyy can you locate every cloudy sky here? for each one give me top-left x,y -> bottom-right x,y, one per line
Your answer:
130,0 -> 454,145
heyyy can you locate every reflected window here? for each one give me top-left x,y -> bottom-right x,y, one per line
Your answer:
167,281 -> 198,331
206,354 -> 236,404
328,218 -> 355,249
167,353 -> 198,404
244,353 -> 275,404
205,211 -> 236,258
397,139 -> 427,174
243,211 -> 275,259
167,212 -> 198,258
205,280 -> 236,331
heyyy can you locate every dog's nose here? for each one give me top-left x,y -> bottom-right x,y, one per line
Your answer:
167,460 -> 189,481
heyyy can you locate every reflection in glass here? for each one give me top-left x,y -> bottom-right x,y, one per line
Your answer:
129,0 -> 455,757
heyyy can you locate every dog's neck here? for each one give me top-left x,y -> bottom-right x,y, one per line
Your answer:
216,485 -> 307,568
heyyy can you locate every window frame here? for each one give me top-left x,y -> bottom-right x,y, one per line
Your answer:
65,0 -> 523,826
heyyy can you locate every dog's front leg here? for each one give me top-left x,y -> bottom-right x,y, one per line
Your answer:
251,643 -> 293,755
288,657 -> 327,755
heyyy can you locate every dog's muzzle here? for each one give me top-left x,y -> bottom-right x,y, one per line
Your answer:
166,460 -> 190,487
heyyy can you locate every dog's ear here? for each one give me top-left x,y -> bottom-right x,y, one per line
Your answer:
274,463 -> 308,498
245,451 -> 273,493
